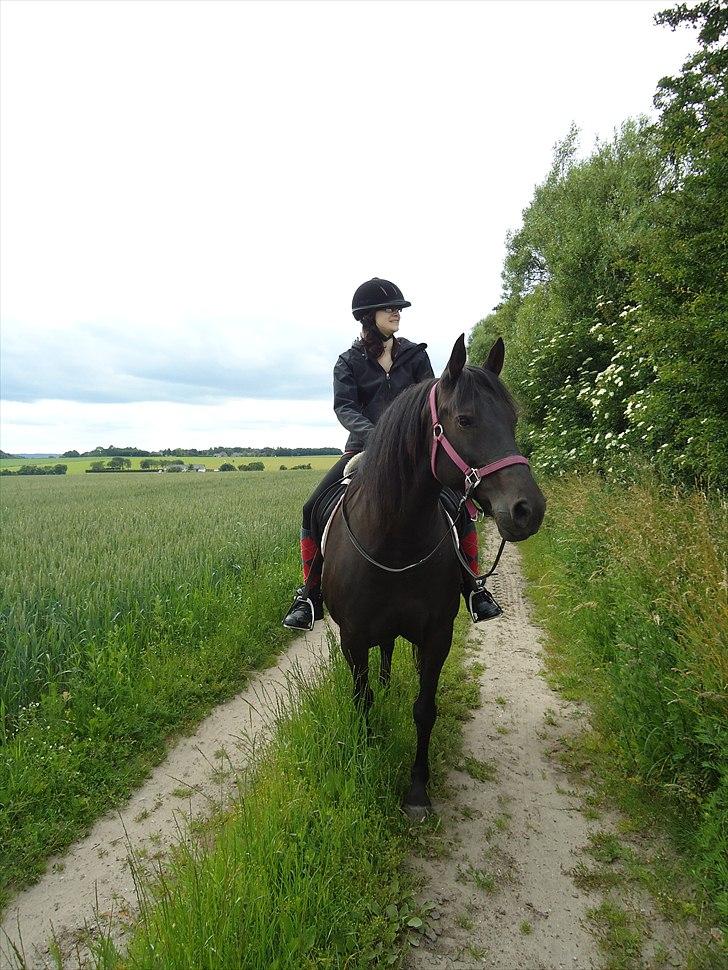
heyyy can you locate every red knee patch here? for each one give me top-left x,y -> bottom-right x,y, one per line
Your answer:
301,536 -> 321,583
460,530 -> 479,573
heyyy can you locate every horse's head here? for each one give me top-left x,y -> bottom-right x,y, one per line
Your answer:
433,334 -> 545,542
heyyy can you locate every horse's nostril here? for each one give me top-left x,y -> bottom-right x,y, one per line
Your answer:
512,500 -> 531,526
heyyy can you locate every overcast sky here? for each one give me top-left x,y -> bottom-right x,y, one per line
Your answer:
1,0 -> 697,453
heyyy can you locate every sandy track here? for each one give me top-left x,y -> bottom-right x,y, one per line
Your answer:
406,542 -> 601,970
1,624 -> 331,969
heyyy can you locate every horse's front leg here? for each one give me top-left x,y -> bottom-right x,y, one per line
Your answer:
340,631 -> 373,721
404,629 -> 452,819
379,639 -> 395,688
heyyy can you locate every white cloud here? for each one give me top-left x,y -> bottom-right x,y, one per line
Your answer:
1,397 -> 341,454
0,0 -> 697,450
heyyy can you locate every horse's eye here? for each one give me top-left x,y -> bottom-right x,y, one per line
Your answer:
457,414 -> 473,428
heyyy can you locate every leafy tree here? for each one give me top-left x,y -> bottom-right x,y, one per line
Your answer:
629,1 -> 728,485
470,121 -> 661,476
219,463 -> 237,472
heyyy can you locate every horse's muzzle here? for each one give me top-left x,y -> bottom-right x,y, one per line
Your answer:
494,492 -> 546,541
479,469 -> 546,542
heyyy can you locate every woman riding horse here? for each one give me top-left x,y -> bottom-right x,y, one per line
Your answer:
282,277 -> 500,630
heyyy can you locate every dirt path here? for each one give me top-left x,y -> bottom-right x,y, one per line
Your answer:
404,543 -> 603,970
4,546 -> 707,970
1,625 -> 331,969
404,537 -> 714,970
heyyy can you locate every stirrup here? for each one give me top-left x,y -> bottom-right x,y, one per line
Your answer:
467,586 -> 503,622
282,587 -> 322,631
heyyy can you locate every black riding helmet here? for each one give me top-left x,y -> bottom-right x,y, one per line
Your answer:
351,278 -> 412,321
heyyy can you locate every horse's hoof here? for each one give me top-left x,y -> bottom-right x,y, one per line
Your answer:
403,803 -> 434,823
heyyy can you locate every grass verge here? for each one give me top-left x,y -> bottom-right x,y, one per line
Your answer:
70,611 -> 477,969
518,473 -> 727,935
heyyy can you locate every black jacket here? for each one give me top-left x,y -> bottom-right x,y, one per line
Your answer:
333,337 -> 435,452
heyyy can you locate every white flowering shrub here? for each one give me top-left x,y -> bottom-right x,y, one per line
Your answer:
469,111 -> 727,489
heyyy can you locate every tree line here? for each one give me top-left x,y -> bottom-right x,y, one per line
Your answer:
62,446 -> 342,459
469,1 -> 727,491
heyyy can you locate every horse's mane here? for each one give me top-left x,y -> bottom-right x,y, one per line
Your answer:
356,365 -> 517,525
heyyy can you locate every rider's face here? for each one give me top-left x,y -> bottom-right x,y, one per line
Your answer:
374,307 -> 401,339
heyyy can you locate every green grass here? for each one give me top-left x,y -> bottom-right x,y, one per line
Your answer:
587,900 -> 644,970
80,612 -> 476,969
0,471 -> 324,907
1,465 -> 480,970
519,473 -> 728,929
461,755 -> 497,783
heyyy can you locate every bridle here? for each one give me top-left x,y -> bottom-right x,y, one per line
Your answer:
340,379 -> 530,578
428,381 -> 529,520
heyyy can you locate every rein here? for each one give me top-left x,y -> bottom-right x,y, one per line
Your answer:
339,379 -> 529,579
340,500 -> 453,574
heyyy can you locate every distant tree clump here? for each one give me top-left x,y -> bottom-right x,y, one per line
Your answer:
237,461 -> 265,472
219,463 -> 237,472
1,464 -> 67,476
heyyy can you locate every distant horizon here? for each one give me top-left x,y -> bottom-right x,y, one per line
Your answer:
1,445 -> 344,459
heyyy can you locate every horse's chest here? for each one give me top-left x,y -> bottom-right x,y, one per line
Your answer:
323,554 -> 460,643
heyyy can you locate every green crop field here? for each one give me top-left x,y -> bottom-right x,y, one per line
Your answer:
0,454 -> 341,475
0,469 -> 326,905
0,462 -> 477,968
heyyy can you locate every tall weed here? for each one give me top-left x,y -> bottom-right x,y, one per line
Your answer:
520,474 -> 727,920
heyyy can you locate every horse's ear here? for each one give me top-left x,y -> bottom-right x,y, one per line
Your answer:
441,334 -> 467,389
483,337 -> 505,376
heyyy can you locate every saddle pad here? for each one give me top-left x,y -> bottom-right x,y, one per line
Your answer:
321,490 -> 348,556
311,477 -> 351,549
312,480 -> 471,558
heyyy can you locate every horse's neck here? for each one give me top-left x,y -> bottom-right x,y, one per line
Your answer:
350,469 -> 442,544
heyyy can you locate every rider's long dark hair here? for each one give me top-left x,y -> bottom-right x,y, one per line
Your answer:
359,310 -> 397,360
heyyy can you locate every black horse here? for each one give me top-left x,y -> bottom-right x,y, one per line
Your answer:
322,335 -> 546,817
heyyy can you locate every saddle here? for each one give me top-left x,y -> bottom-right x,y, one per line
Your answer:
310,463 -> 470,556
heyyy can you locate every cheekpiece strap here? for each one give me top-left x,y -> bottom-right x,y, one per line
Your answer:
428,381 -> 530,513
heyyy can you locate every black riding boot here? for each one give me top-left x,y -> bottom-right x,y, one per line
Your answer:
282,585 -> 324,631
463,577 -> 502,622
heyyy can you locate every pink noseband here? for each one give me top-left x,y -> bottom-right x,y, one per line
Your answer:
428,381 -> 529,518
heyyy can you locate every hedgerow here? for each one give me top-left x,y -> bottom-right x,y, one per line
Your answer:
469,2 -> 728,489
